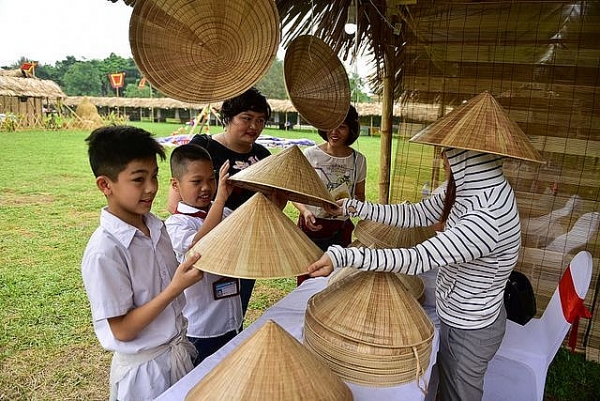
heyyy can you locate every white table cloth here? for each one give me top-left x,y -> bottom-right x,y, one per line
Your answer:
157,270 -> 440,401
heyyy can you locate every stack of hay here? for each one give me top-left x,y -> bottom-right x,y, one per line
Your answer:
304,271 -> 434,387
73,97 -> 103,130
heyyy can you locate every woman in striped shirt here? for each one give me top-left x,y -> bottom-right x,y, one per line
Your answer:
308,148 -> 521,401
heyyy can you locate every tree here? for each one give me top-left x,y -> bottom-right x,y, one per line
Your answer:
349,72 -> 372,103
256,59 -> 287,99
62,62 -> 102,96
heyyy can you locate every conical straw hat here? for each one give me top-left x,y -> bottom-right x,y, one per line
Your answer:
409,91 -> 545,163
186,320 -> 353,400
227,145 -> 337,208
327,267 -> 425,305
284,35 -> 350,131
309,271 -> 433,347
304,272 -> 434,386
354,219 -> 436,249
129,0 -> 280,103
189,193 -> 323,279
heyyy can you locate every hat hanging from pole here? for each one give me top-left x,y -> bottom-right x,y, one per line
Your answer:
409,91 -> 545,163
228,145 -> 337,208
185,320 -> 353,400
284,35 -> 350,131
129,0 -> 280,103
189,193 -> 323,279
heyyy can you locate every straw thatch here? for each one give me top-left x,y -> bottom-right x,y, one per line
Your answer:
73,97 -> 104,130
0,70 -> 65,99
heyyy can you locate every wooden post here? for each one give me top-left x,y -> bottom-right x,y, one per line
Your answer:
378,47 -> 395,204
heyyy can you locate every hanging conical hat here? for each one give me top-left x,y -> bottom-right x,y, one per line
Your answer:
354,219 -> 436,250
409,91 -> 545,163
284,35 -> 350,130
129,0 -> 280,103
227,145 -> 337,208
186,320 -> 353,400
189,193 -> 323,279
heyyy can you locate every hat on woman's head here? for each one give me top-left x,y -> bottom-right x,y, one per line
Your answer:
129,0 -> 280,103
318,105 -> 360,145
409,91 -> 545,163
284,35 -> 350,131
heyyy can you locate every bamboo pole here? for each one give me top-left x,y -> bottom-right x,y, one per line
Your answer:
378,46 -> 395,204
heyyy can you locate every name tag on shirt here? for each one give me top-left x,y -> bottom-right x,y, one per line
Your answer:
212,277 -> 240,300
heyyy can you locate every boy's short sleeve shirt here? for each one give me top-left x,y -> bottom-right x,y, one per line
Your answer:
81,208 -> 186,353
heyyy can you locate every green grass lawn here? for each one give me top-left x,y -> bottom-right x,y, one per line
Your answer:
0,124 -> 597,400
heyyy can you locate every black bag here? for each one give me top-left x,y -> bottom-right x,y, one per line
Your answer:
504,270 -> 537,325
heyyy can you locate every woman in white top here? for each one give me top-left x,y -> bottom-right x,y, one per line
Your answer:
293,105 -> 367,284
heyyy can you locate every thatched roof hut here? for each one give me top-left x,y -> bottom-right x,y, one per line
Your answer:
0,69 -> 65,127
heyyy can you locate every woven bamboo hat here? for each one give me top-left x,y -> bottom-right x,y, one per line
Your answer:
304,271 -> 434,386
186,320 -> 353,400
284,35 -> 350,131
354,219 -> 436,250
228,145 -> 337,208
327,267 -> 425,305
129,0 -> 280,103
189,193 -> 323,279
409,91 -> 545,163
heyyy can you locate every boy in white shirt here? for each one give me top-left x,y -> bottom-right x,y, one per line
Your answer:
81,126 -> 204,400
165,143 -> 243,364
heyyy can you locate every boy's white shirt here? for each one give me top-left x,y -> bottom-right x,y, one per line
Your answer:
81,208 -> 191,399
165,201 -> 242,338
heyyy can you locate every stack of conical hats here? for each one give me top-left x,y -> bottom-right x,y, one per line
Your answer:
344,219 -> 436,304
189,193 -> 322,278
186,320 -> 353,400
409,91 -> 545,164
304,271 -> 434,387
227,145 -> 337,208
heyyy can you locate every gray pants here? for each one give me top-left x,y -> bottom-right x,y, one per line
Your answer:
438,305 -> 506,401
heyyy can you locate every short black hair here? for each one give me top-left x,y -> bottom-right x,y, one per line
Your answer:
170,143 -> 213,180
220,87 -> 271,125
86,125 -> 166,180
318,105 -> 360,145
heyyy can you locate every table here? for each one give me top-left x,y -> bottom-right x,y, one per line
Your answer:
157,270 -> 440,400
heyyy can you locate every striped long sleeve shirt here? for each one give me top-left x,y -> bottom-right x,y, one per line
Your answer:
327,149 -> 521,329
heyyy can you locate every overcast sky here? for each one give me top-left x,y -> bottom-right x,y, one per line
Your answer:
0,0 -> 134,67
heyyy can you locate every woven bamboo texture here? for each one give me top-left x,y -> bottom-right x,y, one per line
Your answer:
303,272 -> 434,386
129,0 -> 279,103
185,320 -> 353,400
189,193 -> 323,279
284,35 -> 350,130
328,266 -> 425,305
227,145 -> 337,208
409,91 -> 545,163
354,219 -> 435,250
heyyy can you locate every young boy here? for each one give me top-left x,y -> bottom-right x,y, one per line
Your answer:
81,126 -> 204,400
165,143 -> 243,364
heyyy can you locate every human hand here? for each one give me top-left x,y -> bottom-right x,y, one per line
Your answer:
302,209 -> 322,231
308,253 -> 334,277
215,160 -> 233,204
171,251 -> 203,292
324,199 -> 344,217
